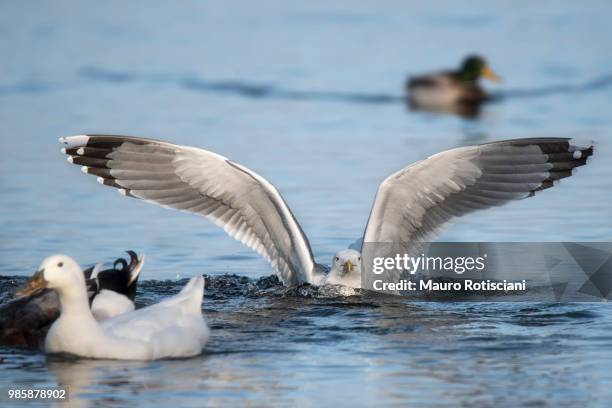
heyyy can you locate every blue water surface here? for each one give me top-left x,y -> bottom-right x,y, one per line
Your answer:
0,1 -> 611,406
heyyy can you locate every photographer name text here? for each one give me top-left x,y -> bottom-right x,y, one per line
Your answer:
372,279 -> 527,292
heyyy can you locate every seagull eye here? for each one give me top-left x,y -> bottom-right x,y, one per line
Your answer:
358,257 -> 361,262
335,257 -> 339,262
57,262 -> 63,267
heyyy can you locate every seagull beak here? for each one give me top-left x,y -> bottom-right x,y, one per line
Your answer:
343,260 -> 354,274
16,269 -> 48,298
481,65 -> 502,82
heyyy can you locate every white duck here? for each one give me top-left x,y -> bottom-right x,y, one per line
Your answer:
20,255 -> 209,360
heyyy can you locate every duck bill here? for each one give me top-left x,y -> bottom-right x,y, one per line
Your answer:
16,269 -> 48,297
343,260 -> 354,274
481,66 -> 502,82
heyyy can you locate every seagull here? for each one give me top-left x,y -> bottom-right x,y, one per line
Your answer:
19,255 -> 209,360
59,135 -> 594,288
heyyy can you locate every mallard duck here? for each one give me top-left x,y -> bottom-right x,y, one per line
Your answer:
0,251 -> 143,348
406,55 -> 501,107
18,254 -> 209,360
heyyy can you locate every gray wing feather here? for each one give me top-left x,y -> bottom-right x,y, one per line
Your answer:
363,138 -> 594,251
60,135 -> 316,286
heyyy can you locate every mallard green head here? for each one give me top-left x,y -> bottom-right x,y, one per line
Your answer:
459,55 -> 501,82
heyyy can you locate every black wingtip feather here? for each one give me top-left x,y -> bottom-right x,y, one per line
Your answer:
481,137 -> 594,196
82,166 -> 112,178
69,155 -> 109,168
76,146 -> 113,158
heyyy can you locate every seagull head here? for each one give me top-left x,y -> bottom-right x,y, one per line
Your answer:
17,255 -> 84,297
327,249 -> 362,286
